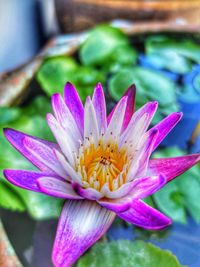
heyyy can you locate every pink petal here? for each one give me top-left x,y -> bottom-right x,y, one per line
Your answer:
46,113 -> 75,165
98,197 -> 131,213
149,112 -> 182,151
118,199 -> 171,230
23,136 -> 67,179
134,129 -> 159,177
121,84 -> 136,132
3,169 -> 60,192
100,180 -> 136,199
127,174 -> 166,199
127,129 -> 158,180
3,128 -> 59,174
98,175 -> 166,213
72,182 -> 103,200
51,93 -> 82,143
37,177 -> 83,199
64,82 -> 84,136
100,173 -> 159,200
120,101 -> 158,147
104,96 -> 127,141
52,200 -> 115,267
84,96 -> 99,147
107,84 -> 136,132
54,150 -> 82,184
92,83 -> 107,134
148,154 -> 200,182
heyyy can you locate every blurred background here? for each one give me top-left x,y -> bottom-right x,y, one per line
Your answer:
1,1 -> 200,267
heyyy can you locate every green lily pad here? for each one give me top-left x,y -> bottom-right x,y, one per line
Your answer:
36,56 -> 77,96
36,56 -> 105,102
78,240 -> 185,267
153,147 -> 200,223
108,67 -> 178,124
146,35 -> 200,73
143,52 -> 192,74
103,44 -> 138,73
36,56 -> 78,96
175,165 -> 200,223
109,67 -> 176,105
0,100 -> 63,220
154,181 -> 187,224
0,107 -> 21,125
0,181 -> 25,212
80,25 -> 130,66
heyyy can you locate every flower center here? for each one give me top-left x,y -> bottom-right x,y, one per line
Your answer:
75,139 -> 130,191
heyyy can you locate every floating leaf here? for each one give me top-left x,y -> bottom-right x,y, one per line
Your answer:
0,181 -> 25,212
109,67 -> 176,105
146,35 -> 200,64
78,240 -> 185,267
103,44 -> 138,73
80,25 -> 132,66
0,107 -> 21,125
36,56 -> 78,96
37,56 -> 105,102
140,53 -> 192,74
177,166 -> 200,223
108,67 -> 178,123
180,65 -> 200,103
154,181 -> 187,224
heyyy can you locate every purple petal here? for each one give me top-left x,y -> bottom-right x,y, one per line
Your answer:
46,113 -> 76,165
92,83 -> 107,134
107,84 -> 136,133
127,129 -> 158,180
120,101 -> 158,147
3,169 -> 59,192
64,82 -> 84,136
100,179 -> 138,199
149,112 -> 182,151
37,177 -> 83,199
100,174 -> 158,200
98,175 -> 166,213
121,84 -> 136,132
72,182 -> 103,200
118,199 -> 171,230
104,96 -> 127,141
134,129 -> 159,177
127,101 -> 158,129
128,174 -> 166,199
84,96 -> 99,146
23,136 -> 67,179
98,197 -> 131,213
148,154 -> 200,182
3,128 -> 58,174
51,93 -> 82,142
52,200 -> 115,267
54,149 -> 82,184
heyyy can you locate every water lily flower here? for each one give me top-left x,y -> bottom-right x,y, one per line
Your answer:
3,82 -> 200,267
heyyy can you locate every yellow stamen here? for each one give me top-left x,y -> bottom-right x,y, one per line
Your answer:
75,139 -> 130,191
